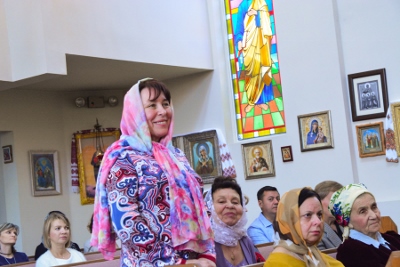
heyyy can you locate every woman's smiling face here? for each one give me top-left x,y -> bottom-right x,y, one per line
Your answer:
213,188 -> 243,226
140,87 -> 172,142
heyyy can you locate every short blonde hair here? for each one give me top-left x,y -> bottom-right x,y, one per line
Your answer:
315,180 -> 343,200
42,211 -> 71,249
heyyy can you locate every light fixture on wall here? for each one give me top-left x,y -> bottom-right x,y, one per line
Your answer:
75,97 -> 86,108
74,96 -> 119,108
108,96 -> 118,107
92,119 -> 104,182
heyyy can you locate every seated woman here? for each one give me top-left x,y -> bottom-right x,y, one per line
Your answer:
329,183 -> 400,267
265,187 -> 344,267
36,212 -> 86,267
205,176 -> 264,267
34,211 -> 81,260
0,223 -> 29,265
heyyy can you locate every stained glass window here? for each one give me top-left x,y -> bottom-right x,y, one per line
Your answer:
224,0 -> 285,140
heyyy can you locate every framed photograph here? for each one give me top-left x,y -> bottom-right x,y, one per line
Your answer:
172,135 -> 185,151
355,122 -> 385,158
348,68 -> 389,121
29,150 -> 61,196
242,140 -> 275,180
2,145 -> 13,164
75,129 -> 120,205
183,130 -> 222,184
281,146 -> 293,162
298,110 -> 334,152
390,102 -> 400,156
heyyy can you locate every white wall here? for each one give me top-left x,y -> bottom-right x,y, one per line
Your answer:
0,0 -> 399,256
198,0 -> 400,229
335,1 -> 400,203
61,89 -> 126,251
0,0 -> 214,82
0,132 -> 18,248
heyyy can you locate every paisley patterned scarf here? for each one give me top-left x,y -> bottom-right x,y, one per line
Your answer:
91,79 -> 213,260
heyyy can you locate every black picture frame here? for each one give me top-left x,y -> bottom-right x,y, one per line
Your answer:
348,68 -> 389,121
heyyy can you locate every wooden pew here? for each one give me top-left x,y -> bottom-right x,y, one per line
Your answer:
58,256 -> 120,267
386,251 -> 400,267
7,261 -> 35,267
84,249 -> 121,261
380,216 -> 398,234
321,247 -> 337,259
58,258 -> 202,267
242,262 -> 264,267
255,242 -> 274,260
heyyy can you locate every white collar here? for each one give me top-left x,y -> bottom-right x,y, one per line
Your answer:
349,229 -> 390,249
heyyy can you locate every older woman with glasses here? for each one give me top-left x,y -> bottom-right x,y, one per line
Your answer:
0,223 -> 28,265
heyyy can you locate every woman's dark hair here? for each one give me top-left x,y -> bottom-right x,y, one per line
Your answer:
273,187 -> 322,241
298,187 -> 321,206
211,176 -> 243,206
87,214 -> 94,234
139,79 -> 171,103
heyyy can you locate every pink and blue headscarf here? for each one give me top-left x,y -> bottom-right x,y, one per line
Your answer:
91,78 -> 214,259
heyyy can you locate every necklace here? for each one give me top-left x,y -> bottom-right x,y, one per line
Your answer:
0,254 -> 16,265
224,245 -> 238,263
0,251 -> 12,256
0,252 -> 12,256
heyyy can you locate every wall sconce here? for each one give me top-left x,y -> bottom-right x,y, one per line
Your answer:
75,97 -> 86,108
108,96 -> 118,107
74,96 -> 119,108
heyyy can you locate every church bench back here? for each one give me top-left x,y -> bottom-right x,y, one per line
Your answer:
7,261 -> 35,267
255,242 -> 274,260
84,249 -> 121,261
242,262 -> 264,267
321,247 -> 337,259
57,257 -> 120,267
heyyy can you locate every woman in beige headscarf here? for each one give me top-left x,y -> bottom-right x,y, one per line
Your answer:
264,187 -> 343,267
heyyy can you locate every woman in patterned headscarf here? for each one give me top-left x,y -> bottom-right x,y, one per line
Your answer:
329,183 -> 400,267
264,187 -> 343,267
91,78 -> 215,267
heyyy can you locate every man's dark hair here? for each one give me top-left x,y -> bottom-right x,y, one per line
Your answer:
257,186 -> 278,200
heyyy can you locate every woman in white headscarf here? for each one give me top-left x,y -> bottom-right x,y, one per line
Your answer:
329,183 -> 400,267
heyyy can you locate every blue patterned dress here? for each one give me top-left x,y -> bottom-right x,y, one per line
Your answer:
106,148 -> 212,266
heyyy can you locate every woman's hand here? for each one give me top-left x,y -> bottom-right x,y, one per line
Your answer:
186,258 -> 216,267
